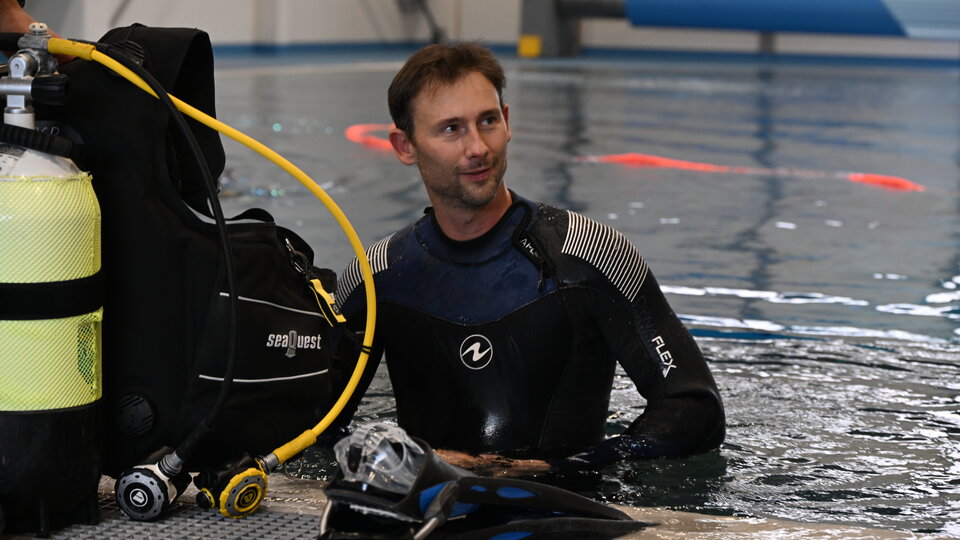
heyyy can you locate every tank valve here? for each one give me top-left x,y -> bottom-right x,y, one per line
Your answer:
0,21 -> 63,129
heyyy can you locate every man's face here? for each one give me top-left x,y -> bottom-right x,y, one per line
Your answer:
398,71 -> 511,211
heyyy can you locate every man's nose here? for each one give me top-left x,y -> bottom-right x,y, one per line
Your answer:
462,127 -> 489,159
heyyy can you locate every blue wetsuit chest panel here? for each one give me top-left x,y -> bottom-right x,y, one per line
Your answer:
385,202 -> 557,324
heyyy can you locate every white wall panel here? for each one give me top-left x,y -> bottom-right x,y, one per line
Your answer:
19,0 -> 960,60
456,0 -> 520,43
582,19 -> 760,52
776,33 -> 960,58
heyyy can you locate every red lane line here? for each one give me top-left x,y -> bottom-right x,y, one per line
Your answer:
341,132 -> 928,193
845,173 -> 924,192
344,123 -> 394,151
578,152 -> 925,192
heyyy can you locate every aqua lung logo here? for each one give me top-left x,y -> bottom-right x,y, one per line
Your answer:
129,488 -> 149,508
519,236 -> 539,257
460,334 -> 493,370
265,330 -> 324,358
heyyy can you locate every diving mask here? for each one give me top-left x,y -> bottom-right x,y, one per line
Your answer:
333,422 -> 427,495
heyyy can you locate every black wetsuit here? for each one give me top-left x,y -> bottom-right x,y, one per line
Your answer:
335,193 -> 724,469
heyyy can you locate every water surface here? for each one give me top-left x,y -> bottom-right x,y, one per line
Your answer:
214,52 -> 960,536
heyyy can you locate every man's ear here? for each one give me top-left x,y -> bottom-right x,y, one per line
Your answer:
502,103 -> 511,143
389,128 -> 417,165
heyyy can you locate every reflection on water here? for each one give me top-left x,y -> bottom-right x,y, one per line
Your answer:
214,53 -> 960,536
629,338 -> 959,532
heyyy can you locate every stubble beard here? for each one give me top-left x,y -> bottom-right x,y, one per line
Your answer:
426,155 -> 508,210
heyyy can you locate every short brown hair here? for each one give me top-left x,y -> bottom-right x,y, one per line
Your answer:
388,42 -> 505,136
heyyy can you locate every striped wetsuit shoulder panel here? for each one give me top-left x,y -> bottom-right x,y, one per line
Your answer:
560,210 -> 648,302
335,234 -> 392,309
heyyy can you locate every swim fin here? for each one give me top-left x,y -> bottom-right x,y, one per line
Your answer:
319,423 -> 653,539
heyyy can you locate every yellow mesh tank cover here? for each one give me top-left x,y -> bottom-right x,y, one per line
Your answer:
0,147 -> 102,411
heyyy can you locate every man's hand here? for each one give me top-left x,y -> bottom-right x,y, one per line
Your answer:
434,448 -> 551,477
0,0 -> 34,35
0,0 -> 72,64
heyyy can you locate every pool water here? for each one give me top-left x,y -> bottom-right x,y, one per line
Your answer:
213,51 -> 960,537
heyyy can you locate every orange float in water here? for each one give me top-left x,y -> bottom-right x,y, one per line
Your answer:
585,152 -> 731,173
344,123 -> 394,151
845,172 -> 924,192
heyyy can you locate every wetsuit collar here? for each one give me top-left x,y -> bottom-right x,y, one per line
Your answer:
416,191 -> 536,265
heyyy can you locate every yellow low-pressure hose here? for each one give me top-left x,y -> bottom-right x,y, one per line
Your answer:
47,37 -> 376,463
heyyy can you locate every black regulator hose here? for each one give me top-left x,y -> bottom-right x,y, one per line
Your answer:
100,44 -> 240,466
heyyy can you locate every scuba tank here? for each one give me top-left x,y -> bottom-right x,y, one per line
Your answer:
321,424 -> 654,539
0,24 -> 102,536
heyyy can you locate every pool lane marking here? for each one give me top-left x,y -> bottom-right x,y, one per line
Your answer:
344,123 -> 394,151
576,152 -> 925,192
342,124 -> 925,193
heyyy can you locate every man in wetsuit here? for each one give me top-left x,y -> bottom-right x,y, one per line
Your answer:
334,42 -> 724,475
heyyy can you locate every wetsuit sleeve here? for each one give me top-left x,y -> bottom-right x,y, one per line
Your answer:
323,256 -> 384,440
550,239 -> 725,471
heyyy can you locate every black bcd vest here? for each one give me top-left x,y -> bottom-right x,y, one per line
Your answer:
39,25 -> 338,475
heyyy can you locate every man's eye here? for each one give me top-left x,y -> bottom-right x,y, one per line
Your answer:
442,124 -> 459,134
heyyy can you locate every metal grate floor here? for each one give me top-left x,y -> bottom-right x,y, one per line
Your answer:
15,491 -> 323,539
